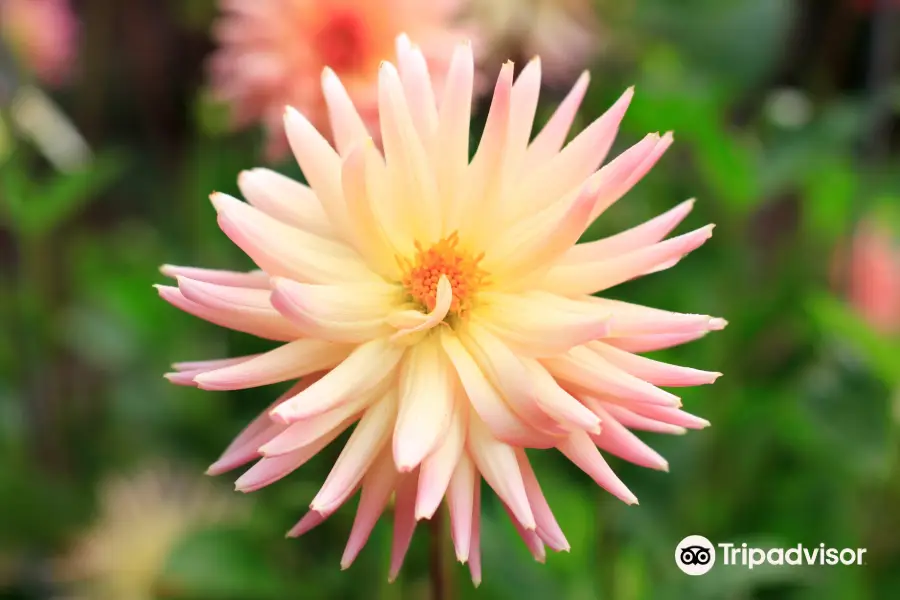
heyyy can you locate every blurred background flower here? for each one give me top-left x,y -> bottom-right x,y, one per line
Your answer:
843,215 -> 900,334
0,0 -> 78,87
4,0 -> 900,598
208,0 -> 475,160
467,0 -> 603,84
55,465 -> 244,600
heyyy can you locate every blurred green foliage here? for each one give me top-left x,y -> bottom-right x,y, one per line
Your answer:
2,0 -> 900,599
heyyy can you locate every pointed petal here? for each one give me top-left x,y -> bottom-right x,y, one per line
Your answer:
589,342 -> 721,387
234,418 -> 352,493
565,199 -> 695,263
206,380 -> 317,475
388,471 -> 420,581
416,395 -> 467,520
311,391 -> 397,513
475,291 -> 610,357
284,106 -> 350,236
272,337 -> 406,422
321,67 -> 370,155
193,339 -> 351,391
341,448 -> 400,568
463,323 -> 568,436
394,335 -> 455,472
503,502 -> 546,562
237,168 -> 335,238
522,359 -> 601,433
557,431 -> 638,504
159,264 -> 269,288
516,450 -> 569,552
542,346 -> 681,407
539,225 -> 715,296
469,478 -> 482,586
598,403 -> 688,434
155,285 -> 300,341
437,42 -> 474,232
579,400 -> 669,470
396,35 -> 438,147
379,61 -> 442,243
447,451 -> 476,562
341,141 -> 405,277
525,71 -> 590,170
441,329 -> 553,447
211,192 -> 375,284
467,413 -> 536,529
270,277 -> 397,343
513,87 -> 634,219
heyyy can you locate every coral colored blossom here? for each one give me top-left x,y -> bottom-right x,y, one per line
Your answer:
846,218 -> 900,333
208,0 -> 473,159
160,38 -> 724,582
0,0 -> 78,86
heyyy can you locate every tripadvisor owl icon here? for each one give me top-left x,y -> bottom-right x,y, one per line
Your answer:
676,535 -> 716,575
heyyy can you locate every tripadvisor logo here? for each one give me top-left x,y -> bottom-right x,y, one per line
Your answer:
676,536 -> 867,575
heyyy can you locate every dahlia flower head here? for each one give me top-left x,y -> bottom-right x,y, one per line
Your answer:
160,36 -> 724,583
209,0 -> 473,160
846,217 -> 900,334
0,0 -> 78,86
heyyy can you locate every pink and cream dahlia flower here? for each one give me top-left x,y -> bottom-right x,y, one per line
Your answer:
0,0 -> 78,86
160,38 -> 724,582
208,0 -> 473,160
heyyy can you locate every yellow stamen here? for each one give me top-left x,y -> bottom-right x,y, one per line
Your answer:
399,232 -> 488,314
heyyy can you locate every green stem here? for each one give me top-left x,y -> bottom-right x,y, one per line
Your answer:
429,506 -> 452,600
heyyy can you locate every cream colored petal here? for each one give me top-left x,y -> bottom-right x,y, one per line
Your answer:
321,67 -> 370,156
537,225 -> 715,296
379,62 -> 442,244
272,337 -> 406,422
284,107 -> 351,238
270,277 -> 397,343
588,341 -> 722,387
467,412 -> 536,529
461,322 -> 567,437
557,430 -> 638,504
440,328 -> 554,448
310,390 -> 398,513
541,346 -> 681,407
416,393 -> 466,520
193,339 -> 352,391
563,199 -> 695,263
522,358 -> 601,434
211,192 -> 378,284
524,71 -> 590,171
436,42 -> 475,233
447,451 -> 477,563
510,87 -> 633,221
159,264 -> 269,288
396,35 -> 439,150
472,292 -> 610,357
394,335 -> 455,472
340,141 -> 404,277
237,168 -> 335,238
456,62 -> 513,248
156,285 -> 301,341
340,447 -> 399,568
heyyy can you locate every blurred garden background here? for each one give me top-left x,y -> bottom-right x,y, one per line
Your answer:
3,0 -> 900,598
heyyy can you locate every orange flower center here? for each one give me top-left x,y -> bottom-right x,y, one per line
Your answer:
399,232 -> 488,314
313,9 -> 368,74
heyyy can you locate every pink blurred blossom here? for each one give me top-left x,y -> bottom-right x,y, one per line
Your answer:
1,0 -> 78,86
846,218 -> 900,333
208,0 -> 476,160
